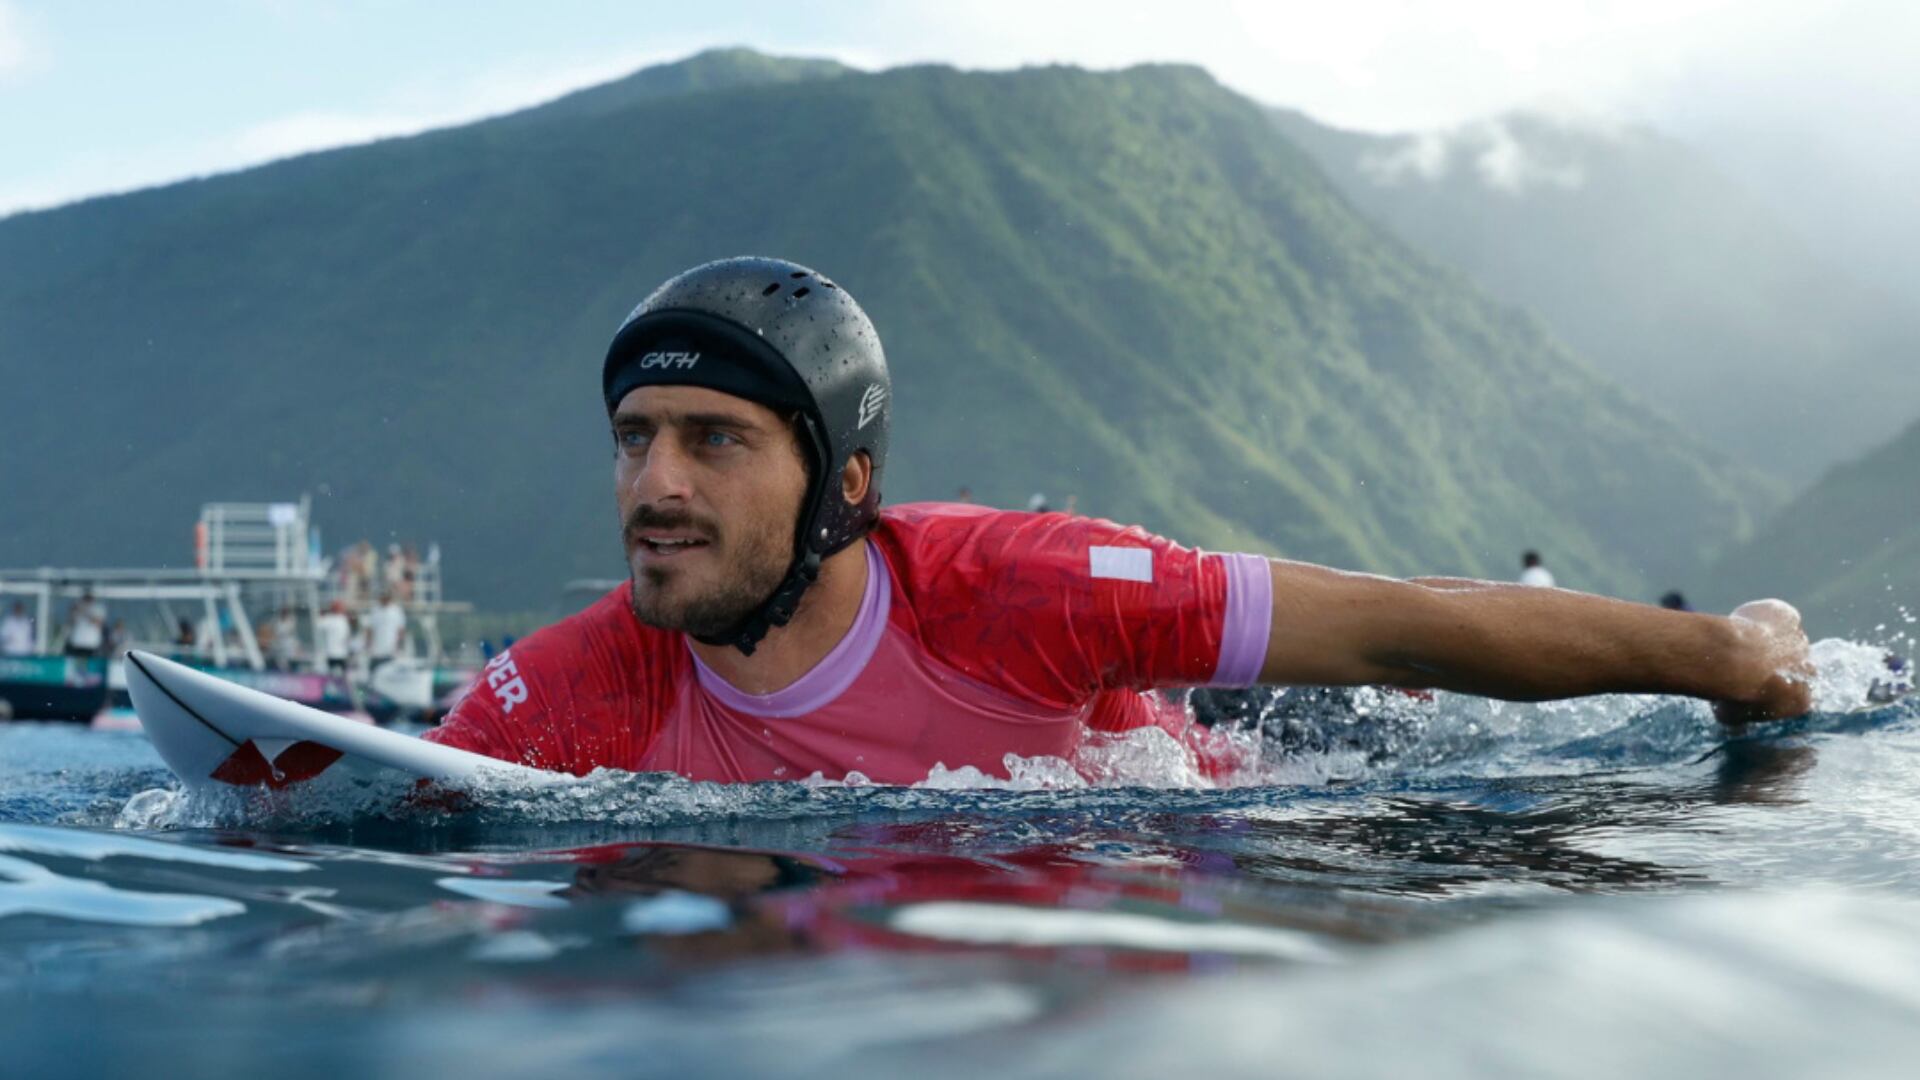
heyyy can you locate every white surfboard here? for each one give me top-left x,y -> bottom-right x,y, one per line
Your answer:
125,650 -> 559,790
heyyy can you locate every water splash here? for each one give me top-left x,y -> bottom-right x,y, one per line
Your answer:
99,637 -> 1915,833
1807,637 -> 1911,710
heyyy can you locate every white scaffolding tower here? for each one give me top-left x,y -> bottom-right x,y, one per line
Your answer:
0,495 -> 467,671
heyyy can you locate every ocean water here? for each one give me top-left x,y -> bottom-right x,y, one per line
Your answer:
3,638 -> 1919,1079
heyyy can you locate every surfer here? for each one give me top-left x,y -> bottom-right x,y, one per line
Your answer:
425,257 -> 1813,784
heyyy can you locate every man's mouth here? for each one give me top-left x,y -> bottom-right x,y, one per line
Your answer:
631,533 -> 712,559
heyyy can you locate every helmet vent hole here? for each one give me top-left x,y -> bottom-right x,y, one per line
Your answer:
792,286 -> 811,299
761,282 -> 781,297
790,271 -> 809,279
820,280 -> 837,289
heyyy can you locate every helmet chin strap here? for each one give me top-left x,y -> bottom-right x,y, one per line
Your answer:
691,548 -> 820,656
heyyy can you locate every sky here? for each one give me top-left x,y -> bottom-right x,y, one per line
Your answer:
2,0 -> 1917,275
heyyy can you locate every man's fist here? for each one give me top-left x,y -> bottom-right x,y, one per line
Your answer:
1714,599 -> 1814,725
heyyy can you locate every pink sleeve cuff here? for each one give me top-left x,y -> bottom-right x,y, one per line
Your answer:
1209,553 -> 1272,687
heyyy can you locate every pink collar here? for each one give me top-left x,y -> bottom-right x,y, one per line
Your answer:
686,542 -> 890,718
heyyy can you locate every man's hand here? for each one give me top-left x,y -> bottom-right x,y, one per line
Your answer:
1713,599 -> 1814,726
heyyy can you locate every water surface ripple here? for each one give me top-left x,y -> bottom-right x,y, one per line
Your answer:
3,638 -> 1918,1078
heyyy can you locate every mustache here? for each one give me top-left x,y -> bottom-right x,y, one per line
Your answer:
623,504 -> 718,541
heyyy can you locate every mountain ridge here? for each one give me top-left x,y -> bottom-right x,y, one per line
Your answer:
1705,417 -> 1920,637
0,51 -> 1769,610
1270,106 -> 1920,488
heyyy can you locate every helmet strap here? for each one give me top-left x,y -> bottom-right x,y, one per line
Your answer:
693,547 -> 820,656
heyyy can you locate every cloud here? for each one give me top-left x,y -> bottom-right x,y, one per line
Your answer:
0,44 -> 722,217
1471,122 -> 1587,193
1359,133 -> 1452,185
1360,118 -> 1591,195
809,0 -> 1761,132
4,2 -> 1914,220
0,42 -> 752,217
0,1 -> 32,76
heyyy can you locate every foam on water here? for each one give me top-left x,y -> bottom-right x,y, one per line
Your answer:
95,636 -> 1915,836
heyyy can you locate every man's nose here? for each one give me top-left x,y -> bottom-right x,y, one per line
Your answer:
630,438 -> 695,504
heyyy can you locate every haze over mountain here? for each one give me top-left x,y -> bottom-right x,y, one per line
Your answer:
0,49 -> 1769,610
1704,418 -> 1920,639
1272,109 -> 1920,488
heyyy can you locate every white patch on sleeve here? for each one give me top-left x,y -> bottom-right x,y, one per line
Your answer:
1089,546 -> 1153,584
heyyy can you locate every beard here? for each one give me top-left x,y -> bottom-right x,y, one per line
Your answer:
625,502 -> 793,640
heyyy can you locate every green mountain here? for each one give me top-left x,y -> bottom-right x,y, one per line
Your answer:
1272,109 -> 1920,487
1705,419 -> 1920,638
510,46 -> 851,124
0,51 -> 1770,611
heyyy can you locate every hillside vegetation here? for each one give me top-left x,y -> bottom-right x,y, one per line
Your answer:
1706,419 -> 1920,638
0,51 -> 1769,609
1273,108 -> 1920,487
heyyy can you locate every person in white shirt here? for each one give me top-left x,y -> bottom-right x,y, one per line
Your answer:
267,607 -> 300,671
64,590 -> 107,658
1,602 -> 34,656
364,592 -> 407,673
1519,550 -> 1556,589
316,601 -> 353,676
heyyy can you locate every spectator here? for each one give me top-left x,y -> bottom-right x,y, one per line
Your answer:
63,589 -> 107,659
171,617 -> 198,662
255,613 -> 277,662
1519,551 -> 1555,589
365,591 -> 407,673
1659,591 -> 1693,612
268,607 -> 300,671
401,543 -> 420,603
1,601 -> 33,656
317,600 -> 353,676
361,542 -> 380,602
384,543 -> 408,600
1026,493 -> 1051,514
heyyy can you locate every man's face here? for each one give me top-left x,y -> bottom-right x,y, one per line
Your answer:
613,385 -> 808,639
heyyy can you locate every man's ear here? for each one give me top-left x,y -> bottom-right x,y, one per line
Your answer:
841,452 -> 873,506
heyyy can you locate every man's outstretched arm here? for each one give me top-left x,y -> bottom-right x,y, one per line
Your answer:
1254,561 -> 1813,722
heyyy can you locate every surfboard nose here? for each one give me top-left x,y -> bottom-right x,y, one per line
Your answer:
126,650 -> 557,791
124,650 -> 248,782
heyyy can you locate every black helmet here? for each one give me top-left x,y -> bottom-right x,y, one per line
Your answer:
602,256 -> 891,654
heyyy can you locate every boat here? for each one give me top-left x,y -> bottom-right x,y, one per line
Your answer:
0,655 -> 109,723
0,497 -> 476,729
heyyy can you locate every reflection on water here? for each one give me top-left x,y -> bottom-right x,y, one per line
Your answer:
1,643 -> 1917,1076
1709,738 -> 1818,806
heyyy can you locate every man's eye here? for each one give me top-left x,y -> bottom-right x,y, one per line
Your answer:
702,431 -> 738,448
617,430 -> 648,450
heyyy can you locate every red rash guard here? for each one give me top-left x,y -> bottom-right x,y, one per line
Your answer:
426,503 -> 1272,784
